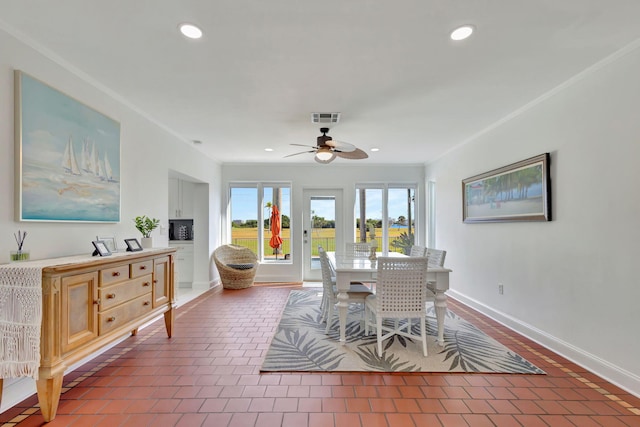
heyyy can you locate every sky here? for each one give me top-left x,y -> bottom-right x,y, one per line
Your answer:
231,187 -> 414,222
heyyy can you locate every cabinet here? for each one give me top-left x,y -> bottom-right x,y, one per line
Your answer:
169,242 -> 194,285
169,178 -> 194,219
61,272 -> 99,353
18,249 -> 175,422
153,255 -> 171,306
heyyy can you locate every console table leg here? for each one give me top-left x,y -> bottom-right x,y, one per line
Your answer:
36,373 -> 63,422
164,307 -> 174,338
0,378 -> 4,406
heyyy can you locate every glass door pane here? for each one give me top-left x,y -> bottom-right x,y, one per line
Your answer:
303,189 -> 341,281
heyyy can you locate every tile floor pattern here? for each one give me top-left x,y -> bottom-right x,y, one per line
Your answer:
2,284 -> 639,427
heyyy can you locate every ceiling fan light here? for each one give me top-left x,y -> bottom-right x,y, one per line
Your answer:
315,148 -> 336,163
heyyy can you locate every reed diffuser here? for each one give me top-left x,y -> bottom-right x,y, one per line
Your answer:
11,230 -> 30,261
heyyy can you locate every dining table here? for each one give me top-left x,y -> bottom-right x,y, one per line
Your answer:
327,252 -> 452,347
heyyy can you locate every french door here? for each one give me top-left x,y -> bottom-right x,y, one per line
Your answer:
302,189 -> 343,281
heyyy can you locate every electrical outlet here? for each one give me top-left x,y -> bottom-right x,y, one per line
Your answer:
498,284 -> 504,295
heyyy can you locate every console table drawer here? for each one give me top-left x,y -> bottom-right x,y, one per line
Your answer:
100,265 -> 130,285
131,260 -> 153,278
99,293 -> 153,334
99,275 -> 153,311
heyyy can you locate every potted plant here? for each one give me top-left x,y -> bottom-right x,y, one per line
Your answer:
134,216 -> 160,248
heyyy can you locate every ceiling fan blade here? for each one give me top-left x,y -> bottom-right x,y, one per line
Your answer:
335,148 -> 368,160
284,150 -> 315,158
326,139 -> 356,152
290,143 -> 318,149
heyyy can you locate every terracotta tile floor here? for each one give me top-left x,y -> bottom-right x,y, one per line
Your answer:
2,284 -> 639,427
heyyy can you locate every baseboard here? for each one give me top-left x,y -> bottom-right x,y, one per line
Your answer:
192,280 -> 214,290
448,289 -> 640,398
1,377 -> 35,414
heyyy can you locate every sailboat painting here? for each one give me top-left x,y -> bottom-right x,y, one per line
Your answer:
15,71 -> 121,222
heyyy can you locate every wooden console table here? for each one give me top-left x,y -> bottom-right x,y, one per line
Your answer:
0,248 -> 176,422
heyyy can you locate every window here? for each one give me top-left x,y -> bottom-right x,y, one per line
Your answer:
355,184 -> 416,254
230,183 -> 291,262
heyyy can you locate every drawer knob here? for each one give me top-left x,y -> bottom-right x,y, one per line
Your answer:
107,293 -> 116,299
140,265 -> 147,270
153,279 -> 158,284
143,301 -> 150,306
94,299 -> 101,305
143,282 -> 150,287
107,316 -> 116,322
112,271 -> 120,277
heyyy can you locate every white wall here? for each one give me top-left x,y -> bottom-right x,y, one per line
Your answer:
222,163 -> 425,282
0,29 -> 222,266
426,44 -> 640,396
0,29 -> 222,410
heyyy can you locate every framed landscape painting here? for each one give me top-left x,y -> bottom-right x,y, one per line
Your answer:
462,153 -> 551,223
14,70 -> 121,222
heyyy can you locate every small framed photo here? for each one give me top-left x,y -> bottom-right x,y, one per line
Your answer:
124,238 -> 143,252
97,236 -> 117,253
92,240 -> 112,257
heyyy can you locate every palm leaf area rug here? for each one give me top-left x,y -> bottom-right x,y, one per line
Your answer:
261,289 -> 544,374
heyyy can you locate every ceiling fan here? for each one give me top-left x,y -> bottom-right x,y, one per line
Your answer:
285,127 -> 368,164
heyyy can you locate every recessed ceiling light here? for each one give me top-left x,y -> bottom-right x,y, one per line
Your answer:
264,148 -> 274,152
371,148 -> 380,152
179,23 -> 203,39
450,25 -> 474,41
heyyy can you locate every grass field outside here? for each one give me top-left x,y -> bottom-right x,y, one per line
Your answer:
231,227 -> 408,258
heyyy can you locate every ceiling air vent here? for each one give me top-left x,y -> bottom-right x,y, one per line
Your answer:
311,112 -> 340,124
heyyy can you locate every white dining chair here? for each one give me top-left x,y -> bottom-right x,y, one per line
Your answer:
345,242 -> 371,258
426,248 -> 446,268
318,247 -> 373,333
409,245 -> 436,311
364,256 -> 430,357
421,248 -> 448,319
409,245 -> 427,257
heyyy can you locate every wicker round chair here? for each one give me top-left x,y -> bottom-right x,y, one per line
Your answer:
213,244 -> 259,289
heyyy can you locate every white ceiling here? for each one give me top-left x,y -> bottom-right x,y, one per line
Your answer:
2,1 -> 640,165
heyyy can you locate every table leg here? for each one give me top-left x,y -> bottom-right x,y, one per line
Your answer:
36,372 -> 63,422
336,291 -> 349,344
335,272 -> 352,345
434,290 -> 448,346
